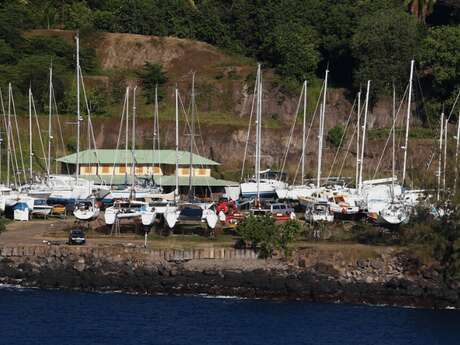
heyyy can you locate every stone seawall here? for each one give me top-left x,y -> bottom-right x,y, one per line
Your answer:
0,244 -> 459,309
0,246 -> 258,261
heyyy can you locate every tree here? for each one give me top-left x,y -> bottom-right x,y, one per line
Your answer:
8,54 -> 67,112
351,8 -> 421,97
276,220 -> 301,257
0,39 -> 16,64
136,62 -> 168,104
405,0 -> 437,23
236,215 -> 301,258
327,125 -> 344,148
262,22 -> 319,82
418,25 -> 460,118
62,1 -> 94,31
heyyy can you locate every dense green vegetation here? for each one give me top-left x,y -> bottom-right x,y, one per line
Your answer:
236,215 -> 301,257
327,125 -> 345,148
136,63 -> 168,104
0,0 -> 459,121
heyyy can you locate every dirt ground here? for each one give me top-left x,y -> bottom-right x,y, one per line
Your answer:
0,216 -> 394,260
0,218 -> 150,247
0,216 -> 236,249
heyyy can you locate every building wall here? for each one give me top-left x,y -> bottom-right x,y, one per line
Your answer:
77,164 -> 209,177
177,168 -> 211,177
78,164 -> 164,176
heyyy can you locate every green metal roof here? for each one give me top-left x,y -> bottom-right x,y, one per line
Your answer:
80,174 -> 238,187
56,149 -> 220,166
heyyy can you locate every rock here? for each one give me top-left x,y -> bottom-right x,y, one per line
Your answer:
0,244 -> 458,308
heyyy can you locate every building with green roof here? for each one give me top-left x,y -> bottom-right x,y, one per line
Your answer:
57,149 -> 238,194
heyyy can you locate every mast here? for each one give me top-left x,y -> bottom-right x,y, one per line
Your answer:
175,86 -> 179,201
391,84 -> 396,200
443,117 -> 448,195
316,69 -> 328,189
454,111 -> 460,195
359,80 -> 371,192
124,86 -> 129,177
355,91 -> 361,188
75,32 -> 81,181
437,112 -> 444,201
29,87 -> 33,181
47,65 -> 52,181
153,85 -> 160,184
131,86 -> 137,192
301,80 -> 307,184
188,72 -> 196,200
7,83 -> 11,186
255,64 -> 262,202
402,59 -> 415,185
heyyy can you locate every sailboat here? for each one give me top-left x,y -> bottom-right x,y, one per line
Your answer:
240,64 -> 287,200
276,70 -> 330,202
140,87 -> 176,227
74,197 -> 100,221
105,87 -> 152,226
13,196 -> 52,221
22,69 -> 54,200
0,84 -> 29,212
163,76 -> 218,230
363,62 -> 415,225
375,65 -> 413,225
47,33 -> 97,206
102,85 -> 162,206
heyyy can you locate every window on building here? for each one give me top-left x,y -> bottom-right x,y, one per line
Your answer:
179,168 -> 190,176
152,166 -> 162,175
119,166 -> 127,174
101,166 -> 110,174
195,168 -> 208,176
82,166 -> 92,174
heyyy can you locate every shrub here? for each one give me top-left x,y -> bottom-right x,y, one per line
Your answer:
136,62 -> 168,104
327,125 -> 344,148
236,216 -> 301,258
400,204 -> 460,283
236,215 -> 275,250
350,221 -> 398,245
0,217 -> 8,233
277,220 -> 302,256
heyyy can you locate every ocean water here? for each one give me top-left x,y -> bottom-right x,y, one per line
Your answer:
0,286 -> 459,345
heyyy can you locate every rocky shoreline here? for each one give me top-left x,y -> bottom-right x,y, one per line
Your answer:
0,244 -> 458,309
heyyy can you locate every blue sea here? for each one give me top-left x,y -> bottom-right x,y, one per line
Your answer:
1,286 -> 459,345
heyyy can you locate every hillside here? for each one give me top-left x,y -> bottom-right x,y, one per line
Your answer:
7,30 -> 444,187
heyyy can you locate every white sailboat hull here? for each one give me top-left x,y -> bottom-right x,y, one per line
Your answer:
203,209 -> 218,229
240,180 -> 287,198
104,208 -> 118,225
164,207 -> 179,229
276,185 -> 315,200
32,206 -> 53,217
141,211 -> 157,226
377,203 -> 410,225
14,209 -> 29,221
74,208 -> 100,221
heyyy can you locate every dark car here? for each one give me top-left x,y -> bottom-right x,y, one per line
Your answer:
68,229 -> 86,245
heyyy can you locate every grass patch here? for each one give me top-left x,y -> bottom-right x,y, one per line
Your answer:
368,127 -> 435,140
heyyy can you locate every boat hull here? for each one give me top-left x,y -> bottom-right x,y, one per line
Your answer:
74,208 -> 100,221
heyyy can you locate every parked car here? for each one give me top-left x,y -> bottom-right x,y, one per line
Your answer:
269,203 -> 295,221
68,229 -> 86,245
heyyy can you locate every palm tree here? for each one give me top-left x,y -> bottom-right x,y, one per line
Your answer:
405,0 -> 437,23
